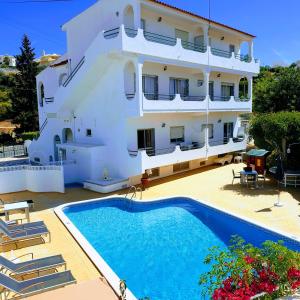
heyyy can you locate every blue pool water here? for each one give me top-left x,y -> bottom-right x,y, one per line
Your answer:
63,197 -> 300,300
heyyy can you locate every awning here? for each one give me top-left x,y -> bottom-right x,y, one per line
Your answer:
247,149 -> 270,157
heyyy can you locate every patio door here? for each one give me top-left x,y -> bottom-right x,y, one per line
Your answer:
224,122 -> 234,143
209,81 -> 214,100
137,129 -> 155,155
142,75 -> 158,100
169,78 -> 189,97
175,29 -> 189,45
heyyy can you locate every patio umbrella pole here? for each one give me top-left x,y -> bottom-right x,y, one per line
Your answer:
274,181 -> 284,207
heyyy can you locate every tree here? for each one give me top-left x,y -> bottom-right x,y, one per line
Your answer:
10,35 -> 39,132
3,56 -> 10,67
249,112 -> 300,169
253,65 -> 300,113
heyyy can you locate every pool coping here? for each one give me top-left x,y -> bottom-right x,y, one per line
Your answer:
54,195 -> 300,300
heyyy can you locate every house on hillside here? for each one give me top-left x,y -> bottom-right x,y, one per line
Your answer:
28,0 -> 260,192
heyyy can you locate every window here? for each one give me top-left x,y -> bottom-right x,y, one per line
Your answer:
173,162 -> 189,173
137,129 -> 155,155
170,126 -> 185,144
194,35 -> 204,46
39,84 -> 45,107
224,122 -> 234,140
221,83 -> 234,99
86,129 -> 92,137
142,75 -> 158,99
202,124 -> 214,139
169,78 -> 189,96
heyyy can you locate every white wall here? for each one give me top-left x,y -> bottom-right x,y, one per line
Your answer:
0,166 -> 65,194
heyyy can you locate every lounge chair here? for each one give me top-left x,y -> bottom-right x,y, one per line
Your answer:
0,219 -> 46,232
232,169 -> 241,185
0,253 -> 66,277
0,224 -> 50,247
0,270 -> 76,299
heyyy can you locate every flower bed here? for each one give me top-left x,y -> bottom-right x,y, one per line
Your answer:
199,236 -> 300,300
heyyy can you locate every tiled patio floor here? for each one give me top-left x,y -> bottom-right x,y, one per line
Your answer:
1,163 -> 299,299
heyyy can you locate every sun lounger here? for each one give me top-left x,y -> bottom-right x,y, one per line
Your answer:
0,270 -> 76,299
0,254 -> 66,277
0,224 -> 50,246
0,218 -> 46,232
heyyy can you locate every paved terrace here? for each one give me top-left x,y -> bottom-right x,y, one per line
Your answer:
0,163 -> 299,299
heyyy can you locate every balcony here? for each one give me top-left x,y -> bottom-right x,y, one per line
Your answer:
208,138 -> 247,157
209,96 -> 251,112
102,26 -> 260,74
128,137 -> 246,171
142,93 -> 208,113
128,143 -> 207,170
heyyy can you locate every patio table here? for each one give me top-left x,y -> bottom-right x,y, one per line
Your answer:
240,170 -> 258,187
4,201 -> 30,223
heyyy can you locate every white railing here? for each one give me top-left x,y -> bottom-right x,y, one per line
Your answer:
0,164 -> 62,172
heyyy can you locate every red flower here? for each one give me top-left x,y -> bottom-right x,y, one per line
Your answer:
244,256 -> 255,264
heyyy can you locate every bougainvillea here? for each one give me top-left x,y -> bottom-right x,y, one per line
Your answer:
199,236 -> 300,300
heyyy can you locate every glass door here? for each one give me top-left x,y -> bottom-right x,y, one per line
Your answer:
169,78 -> 189,97
142,75 -> 158,100
137,129 -> 155,155
209,81 -> 214,100
224,122 -> 234,143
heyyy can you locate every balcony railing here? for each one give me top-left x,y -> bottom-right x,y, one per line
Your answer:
180,142 -> 205,151
128,146 -> 176,157
45,97 -> 54,103
125,27 -> 138,38
181,95 -> 206,102
181,40 -> 207,53
234,97 -> 250,102
104,27 -> 120,39
144,93 -> 176,101
210,96 -> 231,102
209,138 -> 230,146
143,30 -> 177,46
103,26 -> 259,64
63,56 -> 85,88
211,48 -> 232,58
126,93 -> 135,100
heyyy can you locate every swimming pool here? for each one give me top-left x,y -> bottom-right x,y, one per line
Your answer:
55,197 -> 300,300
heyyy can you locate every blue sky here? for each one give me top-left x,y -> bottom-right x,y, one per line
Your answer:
0,0 -> 299,66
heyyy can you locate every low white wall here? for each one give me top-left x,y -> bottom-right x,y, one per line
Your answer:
0,165 -> 65,194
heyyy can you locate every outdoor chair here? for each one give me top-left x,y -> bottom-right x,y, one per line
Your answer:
258,170 -> 267,187
0,253 -> 66,278
0,219 -> 46,232
0,224 -> 50,247
0,270 -> 76,299
246,174 -> 257,188
232,169 -> 241,185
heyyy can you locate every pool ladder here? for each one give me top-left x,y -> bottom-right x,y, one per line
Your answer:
125,185 -> 143,201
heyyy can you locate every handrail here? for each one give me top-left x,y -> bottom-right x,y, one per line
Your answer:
45,97 -> 54,103
210,96 -> 231,102
211,48 -> 232,58
144,146 -> 176,157
209,138 -> 230,146
40,118 -> 48,133
235,53 -> 251,63
103,27 -> 120,39
144,93 -> 175,101
125,27 -> 138,38
143,30 -> 177,46
180,142 -> 205,151
181,95 -> 206,102
234,97 -> 250,102
181,40 -> 207,53
63,56 -> 85,88
126,93 -> 135,100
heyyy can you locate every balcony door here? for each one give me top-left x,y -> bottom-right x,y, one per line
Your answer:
221,83 -> 234,100
142,75 -> 158,100
209,81 -> 214,100
175,29 -> 189,44
137,129 -> 155,155
169,78 -> 189,97
224,122 -> 234,143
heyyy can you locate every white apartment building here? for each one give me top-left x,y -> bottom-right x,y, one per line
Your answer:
28,0 -> 260,192
0,55 -> 16,67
